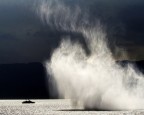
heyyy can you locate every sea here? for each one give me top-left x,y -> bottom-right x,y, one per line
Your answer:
0,99 -> 143,115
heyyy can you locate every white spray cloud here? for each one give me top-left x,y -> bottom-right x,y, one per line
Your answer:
37,0 -> 144,110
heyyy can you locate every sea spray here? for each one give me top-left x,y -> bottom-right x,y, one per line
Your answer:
37,0 -> 144,110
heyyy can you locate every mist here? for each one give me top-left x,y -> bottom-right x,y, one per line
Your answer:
36,0 -> 144,110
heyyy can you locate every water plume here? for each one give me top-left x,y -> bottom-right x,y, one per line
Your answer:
37,0 -> 144,110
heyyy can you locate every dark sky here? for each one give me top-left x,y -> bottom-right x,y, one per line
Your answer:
0,0 -> 144,63
0,0 -> 144,99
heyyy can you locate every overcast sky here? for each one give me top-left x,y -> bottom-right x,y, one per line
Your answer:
0,0 -> 144,63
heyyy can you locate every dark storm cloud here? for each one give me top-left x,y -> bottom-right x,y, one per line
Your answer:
0,0 -> 144,63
